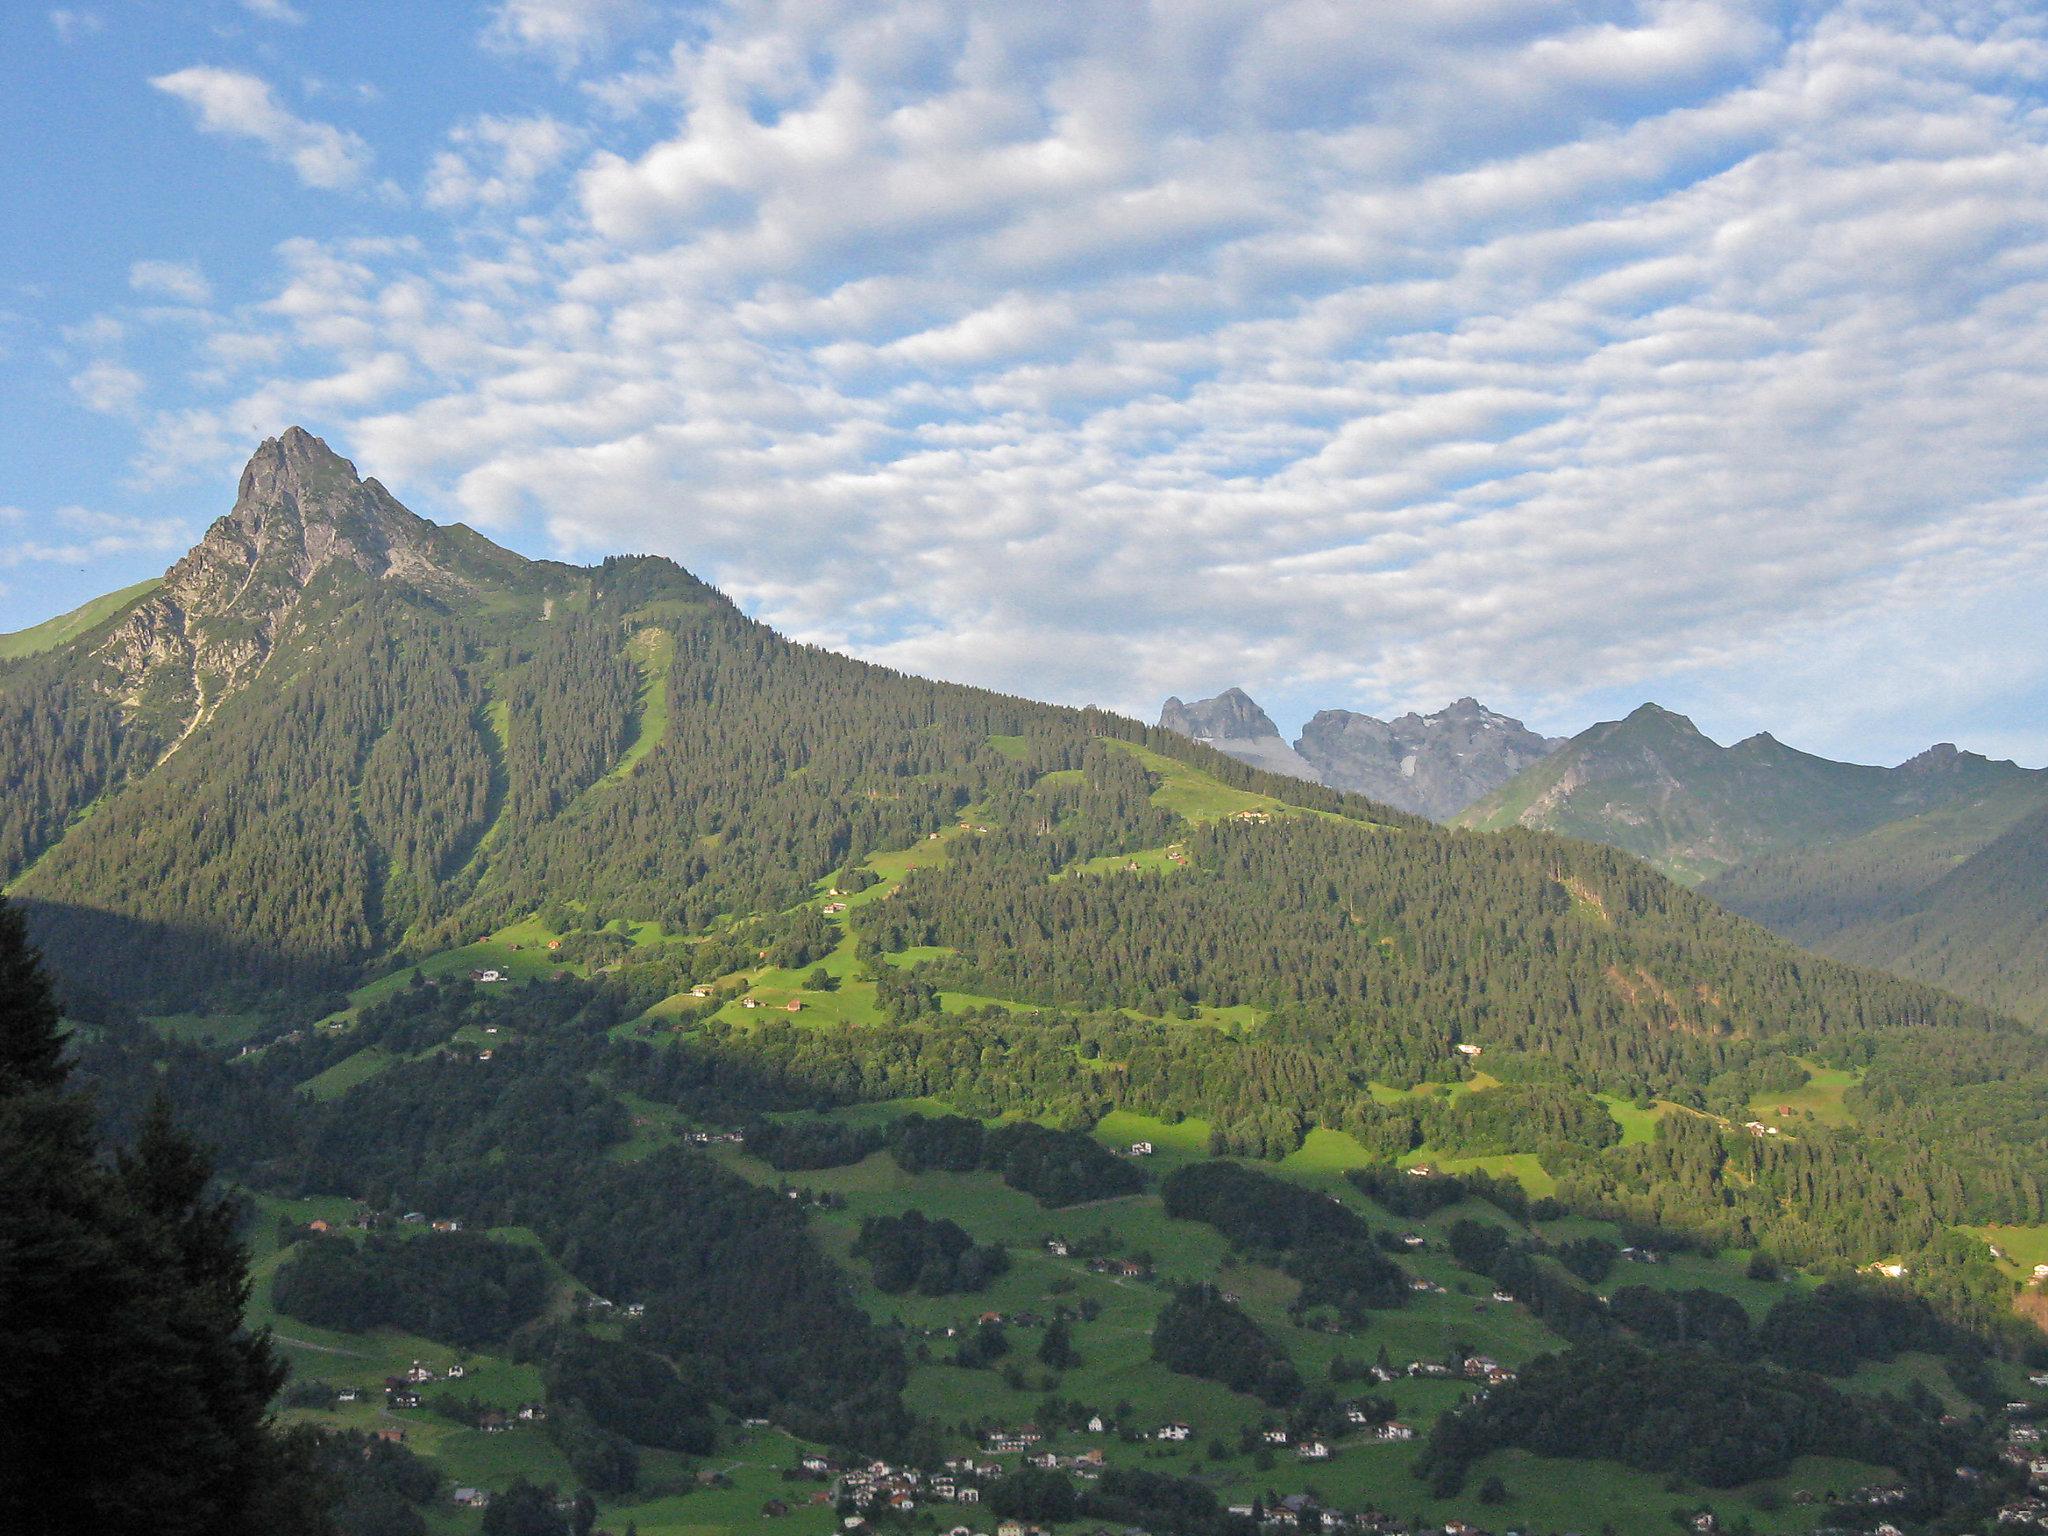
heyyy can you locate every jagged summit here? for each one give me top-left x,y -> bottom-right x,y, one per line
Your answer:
1157,688 -> 1322,783
90,428 -> 539,745
1293,697 -> 1563,821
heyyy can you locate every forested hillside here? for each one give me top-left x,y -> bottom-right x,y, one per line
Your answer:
12,431 -> 2048,1531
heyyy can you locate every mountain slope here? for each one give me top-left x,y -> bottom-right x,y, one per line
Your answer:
1713,799 -> 2048,1024
1294,696 -> 1562,820
4,434 -> 1408,1004
13,433 -> 2048,1522
1455,704 -> 2047,884
0,577 -> 162,661
1157,689 -> 1322,782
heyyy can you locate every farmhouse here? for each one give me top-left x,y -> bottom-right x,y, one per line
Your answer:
1129,1141 -> 1154,1156
1157,1422 -> 1191,1441
1297,1441 -> 1330,1460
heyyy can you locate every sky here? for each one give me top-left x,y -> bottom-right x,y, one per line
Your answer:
3,0 -> 2047,766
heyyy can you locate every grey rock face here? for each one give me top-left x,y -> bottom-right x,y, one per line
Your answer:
93,427 -> 481,746
1295,697 -> 1563,820
1156,689 -> 1323,783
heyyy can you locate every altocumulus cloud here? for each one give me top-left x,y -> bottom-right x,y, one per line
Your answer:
129,0 -> 2048,757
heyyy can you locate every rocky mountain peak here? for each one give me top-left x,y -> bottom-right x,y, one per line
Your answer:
1160,687 -> 1282,743
1157,689 -> 1322,784
1292,697 -> 1562,821
92,427 -> 499,747
1896,742 -> 1967,773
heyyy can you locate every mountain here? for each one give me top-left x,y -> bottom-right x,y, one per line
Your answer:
1156,689 -> 1563,818
10,430 -> 2048,1531
1294,697 -> 1564,820
1455,705 -> 2048,1018
1454,703 -> 2048,879
1707,789 -> 2048,1024
1157,688 -> 1322,782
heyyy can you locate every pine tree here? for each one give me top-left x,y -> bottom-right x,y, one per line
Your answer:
0,894 -> 300,1533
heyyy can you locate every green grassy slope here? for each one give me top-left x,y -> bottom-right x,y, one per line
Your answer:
0,577 -> 161,659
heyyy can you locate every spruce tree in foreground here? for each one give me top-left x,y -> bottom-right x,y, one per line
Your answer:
0,895 -> 303,1532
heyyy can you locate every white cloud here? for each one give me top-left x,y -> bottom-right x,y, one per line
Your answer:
48,9 -> 102,42
481,0 -> 647,69
241,0 -> 304,22
151,66 -> 372,189
70,361 -> 144,414
0,505 -> 190,568
128,259 -> 213,305
108,1 -> 2048,761
425,115 -> 581,210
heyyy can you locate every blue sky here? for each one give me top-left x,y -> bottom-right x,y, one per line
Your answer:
4,0 -> 2047,766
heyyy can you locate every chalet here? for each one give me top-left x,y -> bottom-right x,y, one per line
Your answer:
1400,1232 -> 1425,1248
1376,1422 -> 1415,1444
1454,1042 -> 1482,1056
762,1499 -> 791,1517
452,1483 -> 492,1505
1086,1414 -> 1107,1434
1129,1141 -> 1154,1157
401,1211 -> 427,1223
518,1403 -> 547,1421
625,1302 -> 646,1318
479,1412 -> 507,1433
784,999 -> 803,1012
1489,1290 -> 1514,1304
306,1219 -> 331,1234
1221,1289 -> 1242,1303
1157,1422 -> 1191,1441
1045,1239 -> 1070,1258
337,1389 -> 359,1404
372,1427 -> 406,1444
801,1455 -> 834,1474
476,1049 -> 493,1061
1297,1441 -> 1330,1461
1262,1428 -> 1289,1445
689,986 -> 709,998
742,997 -> 761,1009
432,1218 -> 463,1232
446,1363 -> 466,1379
388,1391 -> 421,1410
1405,1164 -> 1435,1178
406,1363 -> 434,1384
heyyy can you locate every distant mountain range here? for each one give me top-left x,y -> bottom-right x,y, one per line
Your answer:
1454,703 -> 2048,1022
1156,689 -> 1562,820
1158,689 -> 2047,1021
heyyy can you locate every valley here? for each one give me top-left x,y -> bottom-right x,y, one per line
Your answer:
7,432 -> 2048,1536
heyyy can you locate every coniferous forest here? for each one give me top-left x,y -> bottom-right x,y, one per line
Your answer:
6,432 -> 2048,1533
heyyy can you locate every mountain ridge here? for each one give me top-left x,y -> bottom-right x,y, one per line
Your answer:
1156,688 -> 1562,819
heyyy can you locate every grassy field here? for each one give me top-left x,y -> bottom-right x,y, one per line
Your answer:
1748,1062 -> 1861,1128
147,1010 -> 268,1047
1102,739 -> 1291,823
0,576 -> 160,658
1965,1221 -> 2048,1280
692,1130 -> 1889,1534
598,624 -> 675,785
